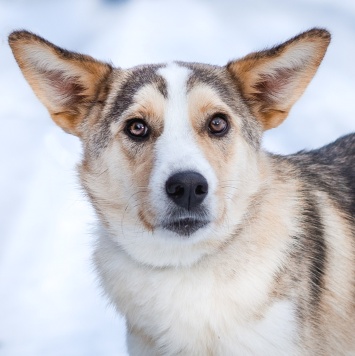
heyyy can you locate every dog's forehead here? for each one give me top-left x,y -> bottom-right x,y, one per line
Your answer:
109,62 -> 233,117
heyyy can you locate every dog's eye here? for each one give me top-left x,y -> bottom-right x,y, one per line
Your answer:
125,119 -> 149,140
208,115 -> 229,136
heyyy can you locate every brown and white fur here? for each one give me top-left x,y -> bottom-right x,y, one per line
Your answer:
9,29 -> 355,355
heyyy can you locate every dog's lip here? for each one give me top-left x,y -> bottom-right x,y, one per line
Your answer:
162,217 -> 209,237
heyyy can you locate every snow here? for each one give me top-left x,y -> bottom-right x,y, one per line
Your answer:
0,0 -> 354,355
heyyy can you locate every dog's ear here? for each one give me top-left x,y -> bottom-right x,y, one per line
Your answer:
9,30 -> 113,136
227,28 -> 330,130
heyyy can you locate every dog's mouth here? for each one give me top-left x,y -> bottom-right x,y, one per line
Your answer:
162,217 -> 209,237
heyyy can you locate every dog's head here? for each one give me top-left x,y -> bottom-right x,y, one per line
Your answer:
9,29 -> 330,267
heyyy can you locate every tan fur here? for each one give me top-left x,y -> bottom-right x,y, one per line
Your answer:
188,84 -> 248,224
110,83 -> 165,228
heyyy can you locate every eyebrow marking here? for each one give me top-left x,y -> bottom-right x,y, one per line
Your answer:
109,64 -> 167,121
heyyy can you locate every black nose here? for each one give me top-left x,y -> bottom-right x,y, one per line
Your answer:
165,171 -> 208,210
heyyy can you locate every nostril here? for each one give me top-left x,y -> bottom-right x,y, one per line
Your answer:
195,184 -> 208,196
167,184 -> 185,198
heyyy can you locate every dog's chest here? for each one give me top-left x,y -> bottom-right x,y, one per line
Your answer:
97,244 -> 299,355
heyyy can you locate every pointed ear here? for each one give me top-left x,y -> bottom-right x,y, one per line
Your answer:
8,30 -> 113,136
227,28 -> 330,130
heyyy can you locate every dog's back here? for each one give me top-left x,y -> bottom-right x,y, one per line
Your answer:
272,134 -> 355,353
290,133 -> 355,213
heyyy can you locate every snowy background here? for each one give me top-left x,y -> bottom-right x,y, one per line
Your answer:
0,0 -> 354,355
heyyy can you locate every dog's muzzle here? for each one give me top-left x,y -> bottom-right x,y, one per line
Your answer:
162,171 -> 209,236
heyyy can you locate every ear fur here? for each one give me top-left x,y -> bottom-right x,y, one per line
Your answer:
227,28 -> 331,130
8,30 -> 113,136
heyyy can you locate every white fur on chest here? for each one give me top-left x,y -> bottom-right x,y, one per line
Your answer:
95,234 -> 299,356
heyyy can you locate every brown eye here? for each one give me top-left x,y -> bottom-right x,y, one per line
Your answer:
125,119 -> 149,140
208,115 -> 229,136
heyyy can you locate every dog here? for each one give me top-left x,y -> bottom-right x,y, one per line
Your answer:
9,28 -> 355,355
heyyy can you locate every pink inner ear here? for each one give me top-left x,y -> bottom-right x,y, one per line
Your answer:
253,67 -> 297,105
44,70 -> 87,108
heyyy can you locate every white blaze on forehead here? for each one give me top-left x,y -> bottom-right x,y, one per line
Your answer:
158,63 -> 192,142
149,63 -> 218,221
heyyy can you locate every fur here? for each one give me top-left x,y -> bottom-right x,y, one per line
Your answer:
9,28 -> 355,355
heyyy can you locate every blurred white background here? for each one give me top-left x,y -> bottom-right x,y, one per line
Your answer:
0,0 -> 354,355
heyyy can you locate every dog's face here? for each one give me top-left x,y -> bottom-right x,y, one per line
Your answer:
9,29 -> 330,266
79,62 -> 263,266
